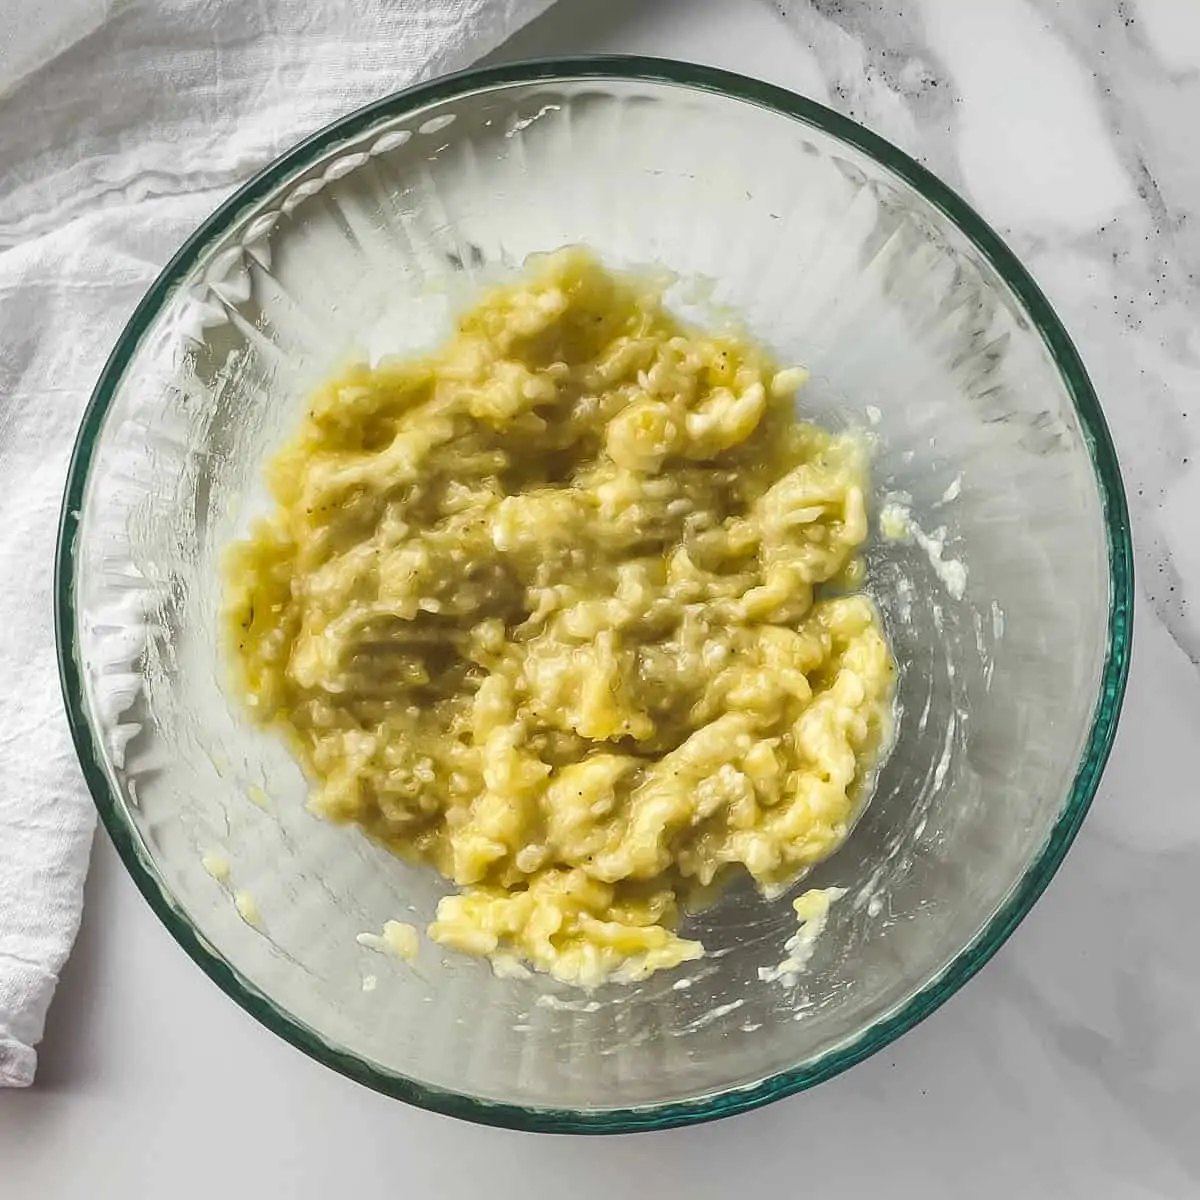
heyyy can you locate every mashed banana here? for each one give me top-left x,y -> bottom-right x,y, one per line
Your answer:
224,248 -> 894,986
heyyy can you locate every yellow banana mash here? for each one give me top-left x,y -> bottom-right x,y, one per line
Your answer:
224,248 -> 894,986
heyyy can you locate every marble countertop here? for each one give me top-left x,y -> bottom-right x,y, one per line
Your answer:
4,1 -> 1197,1196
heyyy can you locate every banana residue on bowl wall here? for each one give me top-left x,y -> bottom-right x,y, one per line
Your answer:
357,920 -> 420,963
878,497 -> 968,601
757,886 -> 846,985
200,850 -> 231,883
233,889 -> 262,929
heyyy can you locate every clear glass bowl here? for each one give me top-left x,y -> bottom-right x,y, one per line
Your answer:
56,58 -> 1131,1131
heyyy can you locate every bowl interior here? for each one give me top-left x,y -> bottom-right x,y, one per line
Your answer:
61,63 -> 1128,1128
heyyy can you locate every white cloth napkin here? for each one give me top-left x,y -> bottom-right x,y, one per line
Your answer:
0,0 -> 554,1088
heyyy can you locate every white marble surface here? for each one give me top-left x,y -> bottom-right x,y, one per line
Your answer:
4,0 -> 1199,1196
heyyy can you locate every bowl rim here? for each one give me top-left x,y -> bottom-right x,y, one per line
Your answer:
54,54 -> 1133,1134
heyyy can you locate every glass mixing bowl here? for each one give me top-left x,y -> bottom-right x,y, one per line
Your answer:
56,58 -> 1131,1131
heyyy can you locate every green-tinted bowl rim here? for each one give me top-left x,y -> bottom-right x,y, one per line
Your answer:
54,56 -> 1133,1134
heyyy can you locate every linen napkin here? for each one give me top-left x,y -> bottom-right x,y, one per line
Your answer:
0,0 -> 554,1088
